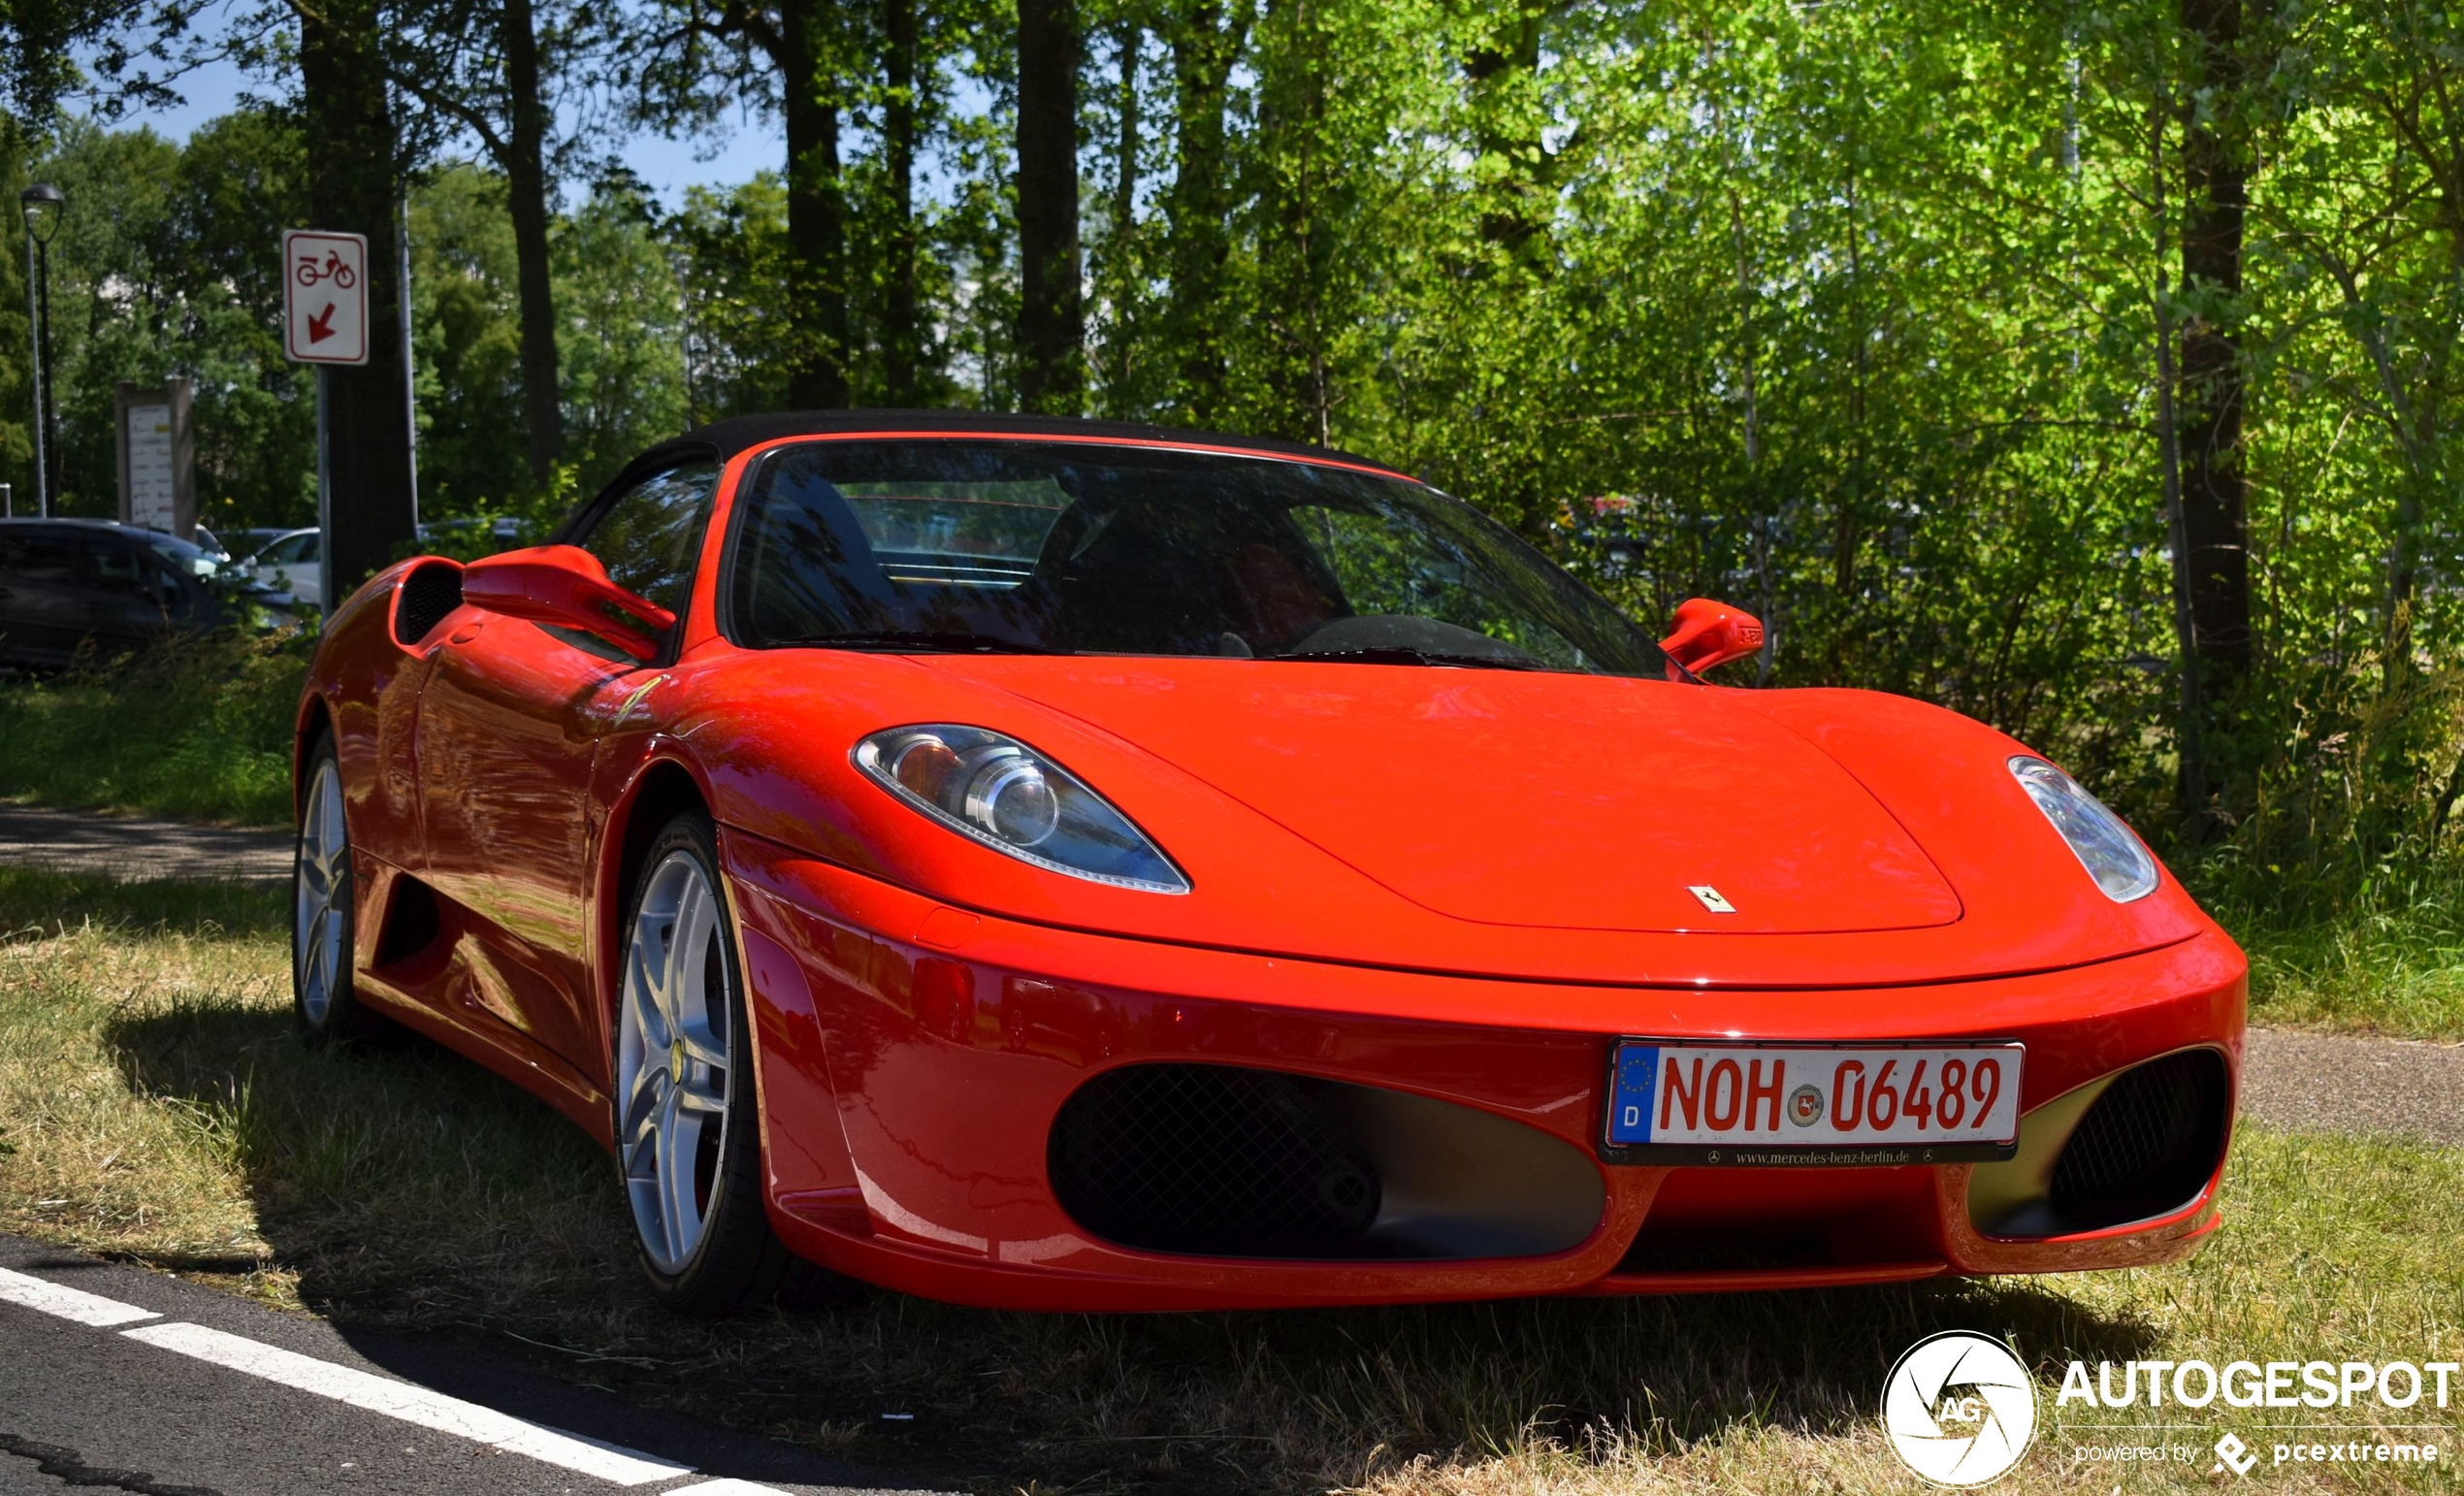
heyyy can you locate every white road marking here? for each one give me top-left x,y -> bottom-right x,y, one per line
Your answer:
0,1266 -> 159,1327
120,1321 -> 693,1486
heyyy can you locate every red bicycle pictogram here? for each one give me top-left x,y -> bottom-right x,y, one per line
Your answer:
294,249 -> 357,289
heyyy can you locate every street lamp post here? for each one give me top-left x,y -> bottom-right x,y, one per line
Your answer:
19,183 -> 63,519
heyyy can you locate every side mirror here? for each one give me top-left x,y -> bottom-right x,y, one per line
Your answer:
460,544 -> 675,663
1658,597 -> 1765,676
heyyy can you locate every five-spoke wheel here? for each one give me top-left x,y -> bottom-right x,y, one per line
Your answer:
292,738 -> 368,1043
616,848 -> 734,1272
614,813 -> 833,1312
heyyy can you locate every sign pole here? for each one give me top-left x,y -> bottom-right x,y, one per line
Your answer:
316,365 -> 333,618
398,193 -> 419,532
21,231 -> 47,519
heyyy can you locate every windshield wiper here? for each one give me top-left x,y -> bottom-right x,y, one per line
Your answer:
1269,646 -> 1545,670
784,630 -> 1067,655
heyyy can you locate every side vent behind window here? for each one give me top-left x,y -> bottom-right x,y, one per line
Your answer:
394,561 -> 465,647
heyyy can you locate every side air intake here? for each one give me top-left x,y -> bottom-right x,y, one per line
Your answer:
2046,1049 -> 2230,1231
394,561 -> 465,646
1968,1047 -> 2232,1239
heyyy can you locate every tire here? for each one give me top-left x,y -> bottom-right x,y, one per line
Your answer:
293,736 -> 375,1046
613,812 -> 837,1315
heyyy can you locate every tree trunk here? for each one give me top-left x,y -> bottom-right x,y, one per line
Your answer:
882,0 -> 921,404
1115,17 -> 1139,242
503,0 -> 564,482
2177,0 -> 2253,737
1017,0 -> 1083,412
1164,0 -> 1245,421
2155,107 -> 2212,827
1256,0 -> 1331,446
780,0 -> 850,408
299,0 -> 418,600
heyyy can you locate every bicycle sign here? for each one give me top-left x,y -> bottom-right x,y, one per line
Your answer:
294,247 -> 357,290
280,229 -> 369,365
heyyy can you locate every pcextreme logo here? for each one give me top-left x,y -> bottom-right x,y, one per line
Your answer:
1882,1331 -> 2039,1486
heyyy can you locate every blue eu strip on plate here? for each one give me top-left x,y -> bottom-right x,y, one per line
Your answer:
1607,1043 -> 1660,1145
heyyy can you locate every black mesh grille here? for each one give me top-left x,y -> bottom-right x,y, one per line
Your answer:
394,562 -> 465,645
2048,1049 -> 2229,1231
1049,1064 -> 1382,1257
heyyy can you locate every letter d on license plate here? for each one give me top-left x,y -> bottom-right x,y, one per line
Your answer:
1600,1040 -> 2024,1165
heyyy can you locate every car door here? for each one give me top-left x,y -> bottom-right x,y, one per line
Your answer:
414,459 -> 723,1072
79,538 -> 180,652
0,530 -> 91,667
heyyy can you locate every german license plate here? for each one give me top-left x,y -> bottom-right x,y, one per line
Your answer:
1600,1040 -> 2025,1165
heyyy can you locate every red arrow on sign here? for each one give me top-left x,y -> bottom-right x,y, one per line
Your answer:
308,303 -> 338,343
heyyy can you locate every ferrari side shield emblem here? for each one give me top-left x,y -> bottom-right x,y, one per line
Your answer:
1688,884 -> 1736,913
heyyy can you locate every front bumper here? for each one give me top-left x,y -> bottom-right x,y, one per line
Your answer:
722,830 -> 2248,1312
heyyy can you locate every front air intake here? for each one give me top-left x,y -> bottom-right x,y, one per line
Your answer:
1049,1063 -> 1380,1257
1047,1062 -> 1608,1260
2046,1049 -> 2229,1231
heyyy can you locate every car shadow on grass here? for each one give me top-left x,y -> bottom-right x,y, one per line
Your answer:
100,995 -> 2161,1495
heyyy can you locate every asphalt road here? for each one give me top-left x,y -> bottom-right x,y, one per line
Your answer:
0,803 -> 290,884
0,1235 -> 948,1496
2238,1027 -> 2464,1145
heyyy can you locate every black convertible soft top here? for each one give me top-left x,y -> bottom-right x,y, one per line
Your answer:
649,409 -> 1399,480
558,410 -> 1410,546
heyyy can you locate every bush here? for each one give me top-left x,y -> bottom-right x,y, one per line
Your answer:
0,633 -> 309,827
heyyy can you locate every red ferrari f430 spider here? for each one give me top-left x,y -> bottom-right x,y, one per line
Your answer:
293,413 -> 2245,1313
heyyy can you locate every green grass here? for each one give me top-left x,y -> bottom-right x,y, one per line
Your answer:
0,632 -> 306,827
0,874 -> 2456,1494
0,865 -> 286,939
2237,898 -> 2464,1040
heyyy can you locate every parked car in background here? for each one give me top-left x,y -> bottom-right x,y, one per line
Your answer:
226,526 -> 296,559
0,518 -> 261,670
235,519 -> 536,612
415,516 -> 538,558
242,528 -> 323,610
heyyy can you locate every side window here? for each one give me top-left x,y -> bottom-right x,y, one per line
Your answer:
84,545 -> 148,595
0,534 -> 76,582
572,462 -> 722,619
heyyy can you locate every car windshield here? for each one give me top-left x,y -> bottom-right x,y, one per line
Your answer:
726,439 -> 1669,676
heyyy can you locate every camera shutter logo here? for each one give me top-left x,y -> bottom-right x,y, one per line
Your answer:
1881,1331 -> 2039,1486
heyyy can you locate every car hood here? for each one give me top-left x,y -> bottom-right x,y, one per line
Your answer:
679,649 -> 2214,987
938,662 -> 1961,934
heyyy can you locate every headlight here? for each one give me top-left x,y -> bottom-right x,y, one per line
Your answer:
2007,757 -> 2159,902
855,725 -> 1190,894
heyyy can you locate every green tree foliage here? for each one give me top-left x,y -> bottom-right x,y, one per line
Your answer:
8,0 -> 2464,924
20,113 -> 314,531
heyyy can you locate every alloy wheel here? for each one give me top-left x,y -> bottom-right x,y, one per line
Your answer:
616,851 -> 734,1274
293,758 -> 349,1026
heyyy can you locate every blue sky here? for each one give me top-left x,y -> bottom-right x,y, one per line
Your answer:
81,47 -> 788,207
